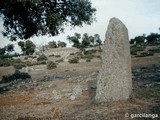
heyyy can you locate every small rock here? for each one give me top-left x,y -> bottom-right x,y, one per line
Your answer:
36,92 -> 50,99
62,89 -> 72,92
52,90 -> 62,100
70,95 -> 76,100
72,85 -> 82,96
68,78 -> 73,81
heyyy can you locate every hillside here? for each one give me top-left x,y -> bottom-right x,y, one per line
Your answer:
0,46 -> 160,120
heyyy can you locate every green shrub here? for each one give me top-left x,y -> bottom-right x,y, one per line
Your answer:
10,59 -> 25,69
25,61 -> 32,66
97,55 -> 101,59
13,63 -> 26,69
24,56 -> 28,60
83,54 -> 93,59
98,49 -> 102,52
130,46 -> 145,54
0,54 -> 12,59
135,54 -> 144,57
68,57 -> 79,64
147,51 -> 154,56
37,61 -> 46,65
0,58 -> 11,67
70,53 -> 75,55
131,51 -> 137,55
33,56 -> 37,59
86,59 -> 91,62
49,54 -> 55,57
1,70 -> 31,83
55,58 -> 64,63
55,55 -> 61,57
76,52 -> 83,57
30,61 -> 46,66
11,58 -> 22,63
0,58 -> 27,68
85,50 -> 97,55
135,51 -> 154,57
47,61 -> 57,69
148,47 -> 160,53
37,54 -> 47,61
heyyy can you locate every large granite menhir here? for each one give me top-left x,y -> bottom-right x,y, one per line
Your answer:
95,18 -> 132,103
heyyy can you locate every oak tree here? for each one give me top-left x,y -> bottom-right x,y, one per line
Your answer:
0,0 -> 96,41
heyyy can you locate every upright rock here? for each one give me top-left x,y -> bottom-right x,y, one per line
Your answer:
95,18 -> 132,103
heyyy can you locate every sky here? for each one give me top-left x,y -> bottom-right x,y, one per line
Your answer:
0,0 -> 160,52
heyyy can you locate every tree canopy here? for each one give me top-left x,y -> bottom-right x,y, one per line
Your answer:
48,40 -> 57,48
18,40 -> 36,55
0,44 -> 14,55
0,0 -> 96,41
130,31 -> 160,45
67,32 -> 102,50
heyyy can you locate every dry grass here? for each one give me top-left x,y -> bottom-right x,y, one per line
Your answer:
0,50 -> 160,120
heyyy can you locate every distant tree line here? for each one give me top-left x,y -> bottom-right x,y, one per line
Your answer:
1,32 -> 102,56
67,33 -> 102,50
48,40 -> 67,49
0,44 -> 14,55
130,30 -> 160,45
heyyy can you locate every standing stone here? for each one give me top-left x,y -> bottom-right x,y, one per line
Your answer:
95,18 -> 132,103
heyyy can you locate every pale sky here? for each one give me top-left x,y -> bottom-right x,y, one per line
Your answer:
0,0 -> 160,52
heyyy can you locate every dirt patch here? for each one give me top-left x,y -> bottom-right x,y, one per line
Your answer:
0,52 -> 160,119
0,91 -> 35,106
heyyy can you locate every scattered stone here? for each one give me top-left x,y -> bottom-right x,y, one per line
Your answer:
70,95 -> 76,100
95,18 -> 132,103
62,89 -> 72,93
36,92 -> 50,99
51,90 -> 62,100
36,90 -> 62,100
71,85 -> 82,96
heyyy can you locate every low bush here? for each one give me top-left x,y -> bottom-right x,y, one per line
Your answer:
0,58 -> 26,68
0,54 -> 12,59
13,63 -> 26,69
147,51 -> 154,56
25,61 -> 32,66
24,56 -> 28,60
130,46 -> 145,55
97,55 -> 101,59
68,57 -> 79,64
38,61 -> 46,65
49,54 -> 55,57
47,61 -> 57,69
1,70 -> 31,83
81,54 -> 93,59
11,59 -> 26,69
131,51 -> 137,55
76,52 -> 83,57
98,49 -> 102,52
70,53 -> 75,55
86,59 -> 91,62
55,55 -> 61,57
85,49 -> 97,55
148,47 -> 160,53
55,58 -> 64,63
11,58 -> 22,63
135,51 -> 154,57
29,61 -> 46,66
0,58 -> 11,67
37,54 -> 47,61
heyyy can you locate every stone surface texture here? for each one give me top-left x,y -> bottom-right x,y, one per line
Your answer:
95,17 -> 132,102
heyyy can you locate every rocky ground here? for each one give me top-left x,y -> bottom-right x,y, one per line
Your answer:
0,53 -> 160,120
